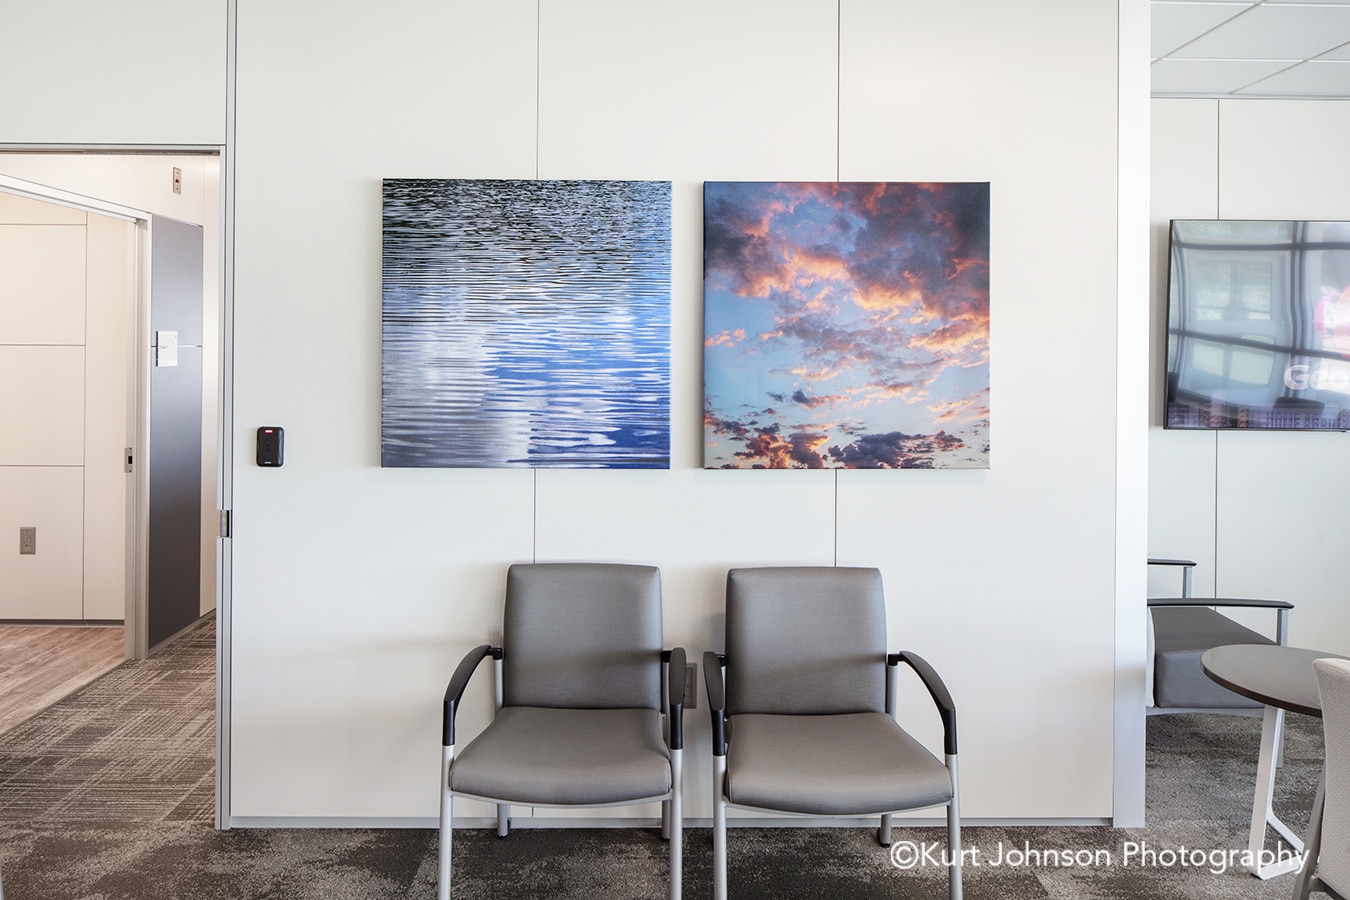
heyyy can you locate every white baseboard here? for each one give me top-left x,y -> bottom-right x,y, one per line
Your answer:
228,815 -> 1112,830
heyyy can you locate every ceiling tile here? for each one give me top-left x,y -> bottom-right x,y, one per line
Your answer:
1151,57 -> 1298,94
1173,4 -> 1350,59
1236,59 -> 1350,95
1319,42 -> 1350,59
1152,3 -> 1254,57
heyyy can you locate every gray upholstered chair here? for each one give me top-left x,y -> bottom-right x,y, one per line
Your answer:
704,566 -> 961,900
438,563 -> 686,900
1293,658 -> 1350,900
1146,559 -> 1293,715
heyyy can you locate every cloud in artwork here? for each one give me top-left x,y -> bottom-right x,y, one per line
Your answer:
826,430 -> 966,469
766,389 -> 849,409
928,388 -> 991,425
705,328 -> 746,348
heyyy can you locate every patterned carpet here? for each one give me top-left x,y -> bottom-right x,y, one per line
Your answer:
0,619 -> 215,827
0,626 -> 1329,898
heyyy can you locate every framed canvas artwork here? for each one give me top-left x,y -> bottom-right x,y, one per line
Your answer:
382,179 -> 672,468
703,181 -> 990,469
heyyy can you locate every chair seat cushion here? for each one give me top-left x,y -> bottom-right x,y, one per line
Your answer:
725,712 -> 952,816
450,706 -> 670,805
1152,607 -> 1271,709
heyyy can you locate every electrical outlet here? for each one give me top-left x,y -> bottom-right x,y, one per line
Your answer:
682,662 -> 698,709
19,526 -> 36,555
172,166 -> 182,195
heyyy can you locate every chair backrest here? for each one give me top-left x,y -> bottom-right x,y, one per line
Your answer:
502,562 -> 663,710
725,566 -> 887,716
1315,657 -> 1350,894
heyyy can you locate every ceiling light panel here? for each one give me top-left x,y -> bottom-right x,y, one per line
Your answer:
1172,4 -> 1350,60
1152,2 -> 1256,57
1237,58 -> 1350,94
1151,57 -> 1298,93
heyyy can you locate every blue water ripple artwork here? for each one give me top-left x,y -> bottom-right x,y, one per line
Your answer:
382,179 -> 672,468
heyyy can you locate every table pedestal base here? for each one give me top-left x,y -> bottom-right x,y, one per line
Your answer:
1249,705 -> 1301,879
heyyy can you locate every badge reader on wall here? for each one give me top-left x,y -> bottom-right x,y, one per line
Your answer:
257,427 -> 284,467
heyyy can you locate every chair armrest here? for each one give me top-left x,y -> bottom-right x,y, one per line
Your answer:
662,647 -> 687,751
442,644 -> 502,747
704,651 -> 727,756
1147,558 -> 1196,568
1147,597 -> 1293,610
888,651 -> 957,756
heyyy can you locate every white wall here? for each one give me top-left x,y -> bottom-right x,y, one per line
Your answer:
1150,99 -> 1350,651
226,0 -> 1141,824
0,0 -> 1150,827
0,0 -> 227,146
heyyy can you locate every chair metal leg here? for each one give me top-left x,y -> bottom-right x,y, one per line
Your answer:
496,804 -> 509,838
670,748 -> 683,900
713,755 -> 728,900
438,745 -> 454,900
878,814 -> 892,847
947,754 -> 963,900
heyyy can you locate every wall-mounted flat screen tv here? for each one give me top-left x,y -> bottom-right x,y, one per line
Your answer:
1165,219 -> 1350,430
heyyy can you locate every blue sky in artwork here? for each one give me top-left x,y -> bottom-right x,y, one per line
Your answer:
703,182 -> 990,469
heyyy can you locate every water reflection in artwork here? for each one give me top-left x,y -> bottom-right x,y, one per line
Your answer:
382,179 -> 671,468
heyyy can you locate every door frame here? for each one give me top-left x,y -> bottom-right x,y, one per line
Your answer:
0,148 -> 233,829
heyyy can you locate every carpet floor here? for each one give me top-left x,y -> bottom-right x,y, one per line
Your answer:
0,626 -> 1327,898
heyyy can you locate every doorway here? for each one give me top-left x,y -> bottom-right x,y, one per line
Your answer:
0,150 -> 223,735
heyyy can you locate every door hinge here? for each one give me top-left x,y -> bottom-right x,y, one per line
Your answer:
219,509 -> 232,539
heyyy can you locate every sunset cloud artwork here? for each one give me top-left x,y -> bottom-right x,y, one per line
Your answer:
703,181 -> 990,469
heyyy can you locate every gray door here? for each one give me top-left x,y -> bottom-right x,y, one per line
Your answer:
148,215 -> 204,649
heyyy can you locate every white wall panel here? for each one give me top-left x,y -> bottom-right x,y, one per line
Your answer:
1215,432 -> 1350,651
0,466 -> 84,619
1219,100 -> 1350,220
0,193 -> 85,225
0,225 -> 87,346
83,214 -> 135,621
837,0 -> 1122,819
1149,99 -> 1220,596
0,346 -> 84,466
229,0 -> 539,819
0,0 -> 227,145
538,0 -> 838,181
1147,429 -> 1217,596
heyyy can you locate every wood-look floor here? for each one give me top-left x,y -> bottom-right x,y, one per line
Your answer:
0,625 -> 125,735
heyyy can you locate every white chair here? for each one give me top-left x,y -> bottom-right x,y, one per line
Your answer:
1292,658 -> 1350,899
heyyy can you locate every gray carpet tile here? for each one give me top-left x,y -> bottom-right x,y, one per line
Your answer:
0,620 -> 214,826
0,625 -> 1331,898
